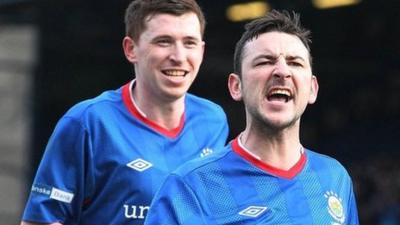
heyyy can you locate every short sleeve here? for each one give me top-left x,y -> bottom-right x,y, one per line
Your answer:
346,180 -> 360,225
22,116 -> 91,224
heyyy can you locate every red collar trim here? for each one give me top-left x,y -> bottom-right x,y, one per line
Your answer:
122,81 -> 184,138
231,137 -> 306,179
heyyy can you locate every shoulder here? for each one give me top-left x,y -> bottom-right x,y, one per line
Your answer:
306,150 -> 342,165
185,93 -> 226,118
49,87 -> 123,133
305,149 -> 350,176
173,145 -> 232,178
63,87 -> 122,120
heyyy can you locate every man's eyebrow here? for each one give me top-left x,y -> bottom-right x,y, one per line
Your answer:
252,54 -> 277,61
286,55 -> 306,62
152,35 -> 172,40
152,35 -> 201,41
183,35 -> 202,41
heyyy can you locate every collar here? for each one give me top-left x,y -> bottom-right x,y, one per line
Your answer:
122,80 -> 185,138
232,135 -> 306,179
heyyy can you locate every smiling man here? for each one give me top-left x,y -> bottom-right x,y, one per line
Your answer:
20,1 -> 228,225
144,10 -> 359,225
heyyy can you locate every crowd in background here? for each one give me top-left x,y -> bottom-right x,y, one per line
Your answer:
351,154 -> 400,225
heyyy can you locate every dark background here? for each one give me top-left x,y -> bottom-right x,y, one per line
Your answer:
1,0 -> 399,224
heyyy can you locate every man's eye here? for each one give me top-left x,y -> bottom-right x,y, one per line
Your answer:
156,39 -> 171,46
255,61 -> 273,66
288,61 -> 303,67
184,40 -> 199,48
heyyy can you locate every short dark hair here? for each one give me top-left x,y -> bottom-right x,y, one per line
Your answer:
124,0 -> 206,42
233,10 -> 312,76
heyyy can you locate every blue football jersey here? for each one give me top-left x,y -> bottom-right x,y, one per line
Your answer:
145,137 -> 359,225
22,81 -> 229,225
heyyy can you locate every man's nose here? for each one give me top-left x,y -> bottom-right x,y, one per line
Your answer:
168,44 -> 185,63
272,58 -> 291,79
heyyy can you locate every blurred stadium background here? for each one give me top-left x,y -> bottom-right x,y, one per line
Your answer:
0,0 -> 399,224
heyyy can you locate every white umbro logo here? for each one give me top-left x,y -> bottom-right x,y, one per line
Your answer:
238,206 -> 268,218
127,158 -> 152,172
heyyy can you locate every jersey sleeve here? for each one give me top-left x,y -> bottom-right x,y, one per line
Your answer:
22,116 -> 92,224
346,180 -> 360,225
144,174 -> 209,225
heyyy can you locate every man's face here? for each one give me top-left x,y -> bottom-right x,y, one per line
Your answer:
229,31 -> 318,130
125,12 -> 204,102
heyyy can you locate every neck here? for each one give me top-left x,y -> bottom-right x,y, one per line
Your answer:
239,125 -> 302,170
131,82 -> 184,130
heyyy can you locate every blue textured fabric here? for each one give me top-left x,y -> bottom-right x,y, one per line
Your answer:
22,81 -> 229,225
145,138 -> 359,225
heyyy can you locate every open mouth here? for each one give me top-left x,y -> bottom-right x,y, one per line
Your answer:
267,88 -> 293,103
162,69 -> 188,77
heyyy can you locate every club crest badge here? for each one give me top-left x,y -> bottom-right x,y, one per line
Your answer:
325,191 -> 345,224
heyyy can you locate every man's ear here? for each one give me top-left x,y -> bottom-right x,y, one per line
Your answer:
228,73 -> 243,102
308,75 -> 319,104
122,36 -> 137,63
